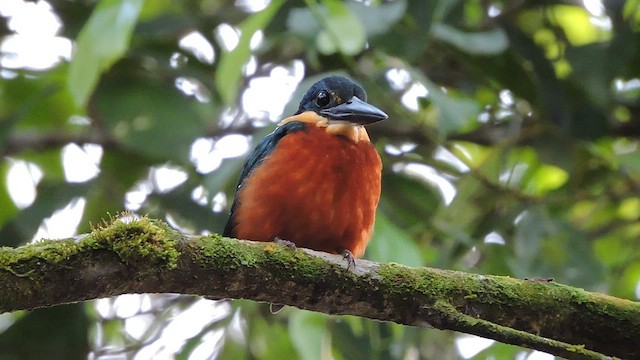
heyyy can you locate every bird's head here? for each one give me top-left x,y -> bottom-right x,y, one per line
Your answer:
279,76 -> 388,142
296,76 -> 388,125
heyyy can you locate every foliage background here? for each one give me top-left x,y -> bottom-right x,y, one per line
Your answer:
0,0 -> 639,359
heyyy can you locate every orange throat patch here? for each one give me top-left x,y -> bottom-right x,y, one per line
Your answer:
278,111 -> 371,143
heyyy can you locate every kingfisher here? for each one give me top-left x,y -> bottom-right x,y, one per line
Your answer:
223,76 -> 387,267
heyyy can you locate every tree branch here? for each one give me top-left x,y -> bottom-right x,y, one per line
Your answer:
0,217 -> 637,359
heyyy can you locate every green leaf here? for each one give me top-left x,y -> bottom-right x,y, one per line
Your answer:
511,207 -> 606,288
470,340 -> 523,359
415,73 -> 480,137
620,261 -> 640,298
95,76 -> 207,163
618,149 -> 640,175
68,0 -> 145,107
551,5 -> 609,45
146,182 -> 230,234
216,0 -> 284,105
525,163 -> 569,195
351,0 -> 407,36
432,24 -> 508,55
0,67 -> 74,133
247,316 -> 297,360
217,331 -> 249,360
288,1 -> 405,38
0,182 -> 91,246
0,161 -> 19,229
0,304 -> 89,359
315,0 -> 366,55
378,173 -> 440,232
289,311 -> 328,360
367,212 -> 425,267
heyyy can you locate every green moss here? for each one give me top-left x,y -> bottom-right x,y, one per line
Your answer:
567,344 -> 586,352
89,215 -> 181,269
195,235 -> 344,286
198,235 -> 318,272
197,235 -> 262,270
377,263 -> 446,300
1,240 -> 78,266
0,238 -> 88,286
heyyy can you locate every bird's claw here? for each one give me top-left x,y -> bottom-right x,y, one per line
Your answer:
340,249 -> 356,270
274,237 -> 297,251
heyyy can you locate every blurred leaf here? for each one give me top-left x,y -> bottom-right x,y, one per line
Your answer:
470,340 -> 524,359
618,149 -> 640,175
248,316 -> 297,360
331,318 -> 374,359
0,182 -> 90,246
139,0 -> 183,19
415,73 -> 481,137
431,175 -> 483,246
0,68 -> 74,134
378,172 -> 439,232
368,212 -> 425,267
370,0 -> 436,60
0,162 -> 19,229
505,26 -> 569,128
566,43 -> 612,109
432,24 -> 508,55
525,163 -> 568,195
352,0 -> 407,36
618,198 -> 640,220
594,233 -> 632,267
68,0 -> 144,107
0,304 -> 89,360
620,261 -> 640,298
289,310 -> 328,360
216,0 -> 284,105
477,243 -> 513,276
433,0 -> 463,21
95,76 -> 207,163
511,207 -> 606,288
217,332 -> 249,360
205,156 -> 246,197
146,185 -> 230,234
80,152 -> 151,232
551,5 -> 609,45
288,1 -> 406,39
449,142 -> 492,169
22,150 -> 66,182
314,0 -> 366,55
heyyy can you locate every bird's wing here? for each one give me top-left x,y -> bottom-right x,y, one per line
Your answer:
223,121 -> 308,237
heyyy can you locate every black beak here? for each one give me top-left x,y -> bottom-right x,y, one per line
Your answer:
319,96 -> 388,125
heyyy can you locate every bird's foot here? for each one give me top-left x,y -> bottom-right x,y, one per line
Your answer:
273,237 -> 297,251
339,248 -> 356,270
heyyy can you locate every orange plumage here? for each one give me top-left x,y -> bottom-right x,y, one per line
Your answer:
233,125 -> 382,257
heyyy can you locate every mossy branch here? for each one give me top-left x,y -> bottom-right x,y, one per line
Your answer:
0,217 -> 638,359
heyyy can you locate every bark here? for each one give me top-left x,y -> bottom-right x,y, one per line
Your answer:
0,217 -> 638,360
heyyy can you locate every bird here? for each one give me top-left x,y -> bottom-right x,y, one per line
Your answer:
223,75 -> 387,268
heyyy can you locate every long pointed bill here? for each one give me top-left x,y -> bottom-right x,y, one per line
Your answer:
319,96 -> 388,125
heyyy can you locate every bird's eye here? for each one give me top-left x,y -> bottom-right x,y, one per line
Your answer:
315,91 -> 330,107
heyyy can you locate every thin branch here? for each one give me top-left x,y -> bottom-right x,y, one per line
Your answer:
1,131 -> 117,155
0,217 -> 637,359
